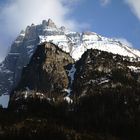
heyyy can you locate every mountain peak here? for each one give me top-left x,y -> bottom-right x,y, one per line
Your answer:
41,19 -> 57,28
42,20 -> 48,27
47,18 -> 57,28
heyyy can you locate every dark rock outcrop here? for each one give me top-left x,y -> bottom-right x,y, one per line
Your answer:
10,42 -> 74,104
73,49 -> 140,97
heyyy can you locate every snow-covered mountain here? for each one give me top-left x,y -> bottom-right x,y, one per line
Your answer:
9,42 -> 140,111
12,18 -> 140,61
39,20 -> 140,61
1,18 -> 140,107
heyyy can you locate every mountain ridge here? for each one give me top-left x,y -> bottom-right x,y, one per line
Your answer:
9,41 -> 140,109
0,18 -> 140,107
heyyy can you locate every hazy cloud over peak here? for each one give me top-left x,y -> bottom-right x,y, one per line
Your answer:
0,0 -> 86,62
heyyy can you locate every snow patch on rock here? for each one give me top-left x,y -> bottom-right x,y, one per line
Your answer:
0,94 -> 9,108
127,66 -> 140,73
64,96 -> 73,104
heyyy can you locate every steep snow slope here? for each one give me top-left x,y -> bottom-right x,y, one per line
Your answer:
39,29 -> 140,61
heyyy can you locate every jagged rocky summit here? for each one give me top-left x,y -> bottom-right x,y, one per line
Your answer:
1,19 -> 140,107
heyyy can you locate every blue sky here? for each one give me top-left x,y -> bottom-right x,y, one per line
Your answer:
0,0 -> 140,61
69,0 -> 140,49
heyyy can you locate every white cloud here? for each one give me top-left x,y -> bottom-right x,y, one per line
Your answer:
0,0 -> 86,62
100,0 -> 111,6
115,38 -> 133,48
125,0 -> 140,21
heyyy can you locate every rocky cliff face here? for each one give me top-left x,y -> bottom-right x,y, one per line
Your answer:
0,27 -> 39,95
10,42 -> 74,105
